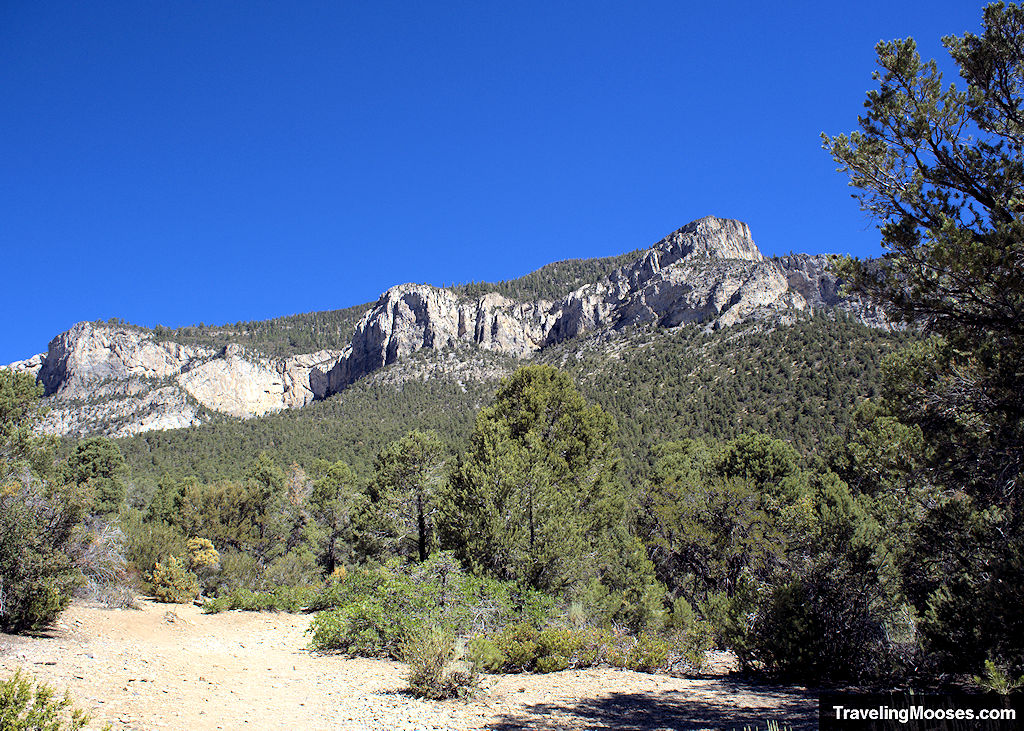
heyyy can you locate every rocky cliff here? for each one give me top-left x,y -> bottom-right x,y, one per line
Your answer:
6,216 -> 884,437
7,323 -> 342,437
324,216 -> 881,389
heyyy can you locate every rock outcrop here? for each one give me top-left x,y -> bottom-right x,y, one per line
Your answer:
178,344 -> 339,418
325,287 -> 555,392
324,216 -> 878,389
6,216 -> 886,437
6,322 -> 344,437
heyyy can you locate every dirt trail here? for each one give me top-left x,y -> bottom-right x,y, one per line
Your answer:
0,600 -> 816,730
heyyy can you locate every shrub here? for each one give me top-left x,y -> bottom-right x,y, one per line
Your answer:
578,578 -> 668,635
71,520 -> 136,609
306,554 -> 556,656
308,596 -> 424,656
739,566 -> 912,683
0,668 -> 108,730
668,596 -> 696,633
149,556 -> 199,604
0,479 -> 84,632
120,513 -> 186,595
623,632 -> 671,672
403,627 -> 477,700
672,619 -> 715,671
201,586 -> 319,614
204,550 -> 262,595
263,551 -> 319,588
186,538 -> 219,573
467,623 -> 673,674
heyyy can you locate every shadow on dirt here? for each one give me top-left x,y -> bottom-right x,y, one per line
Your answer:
485,678 -> 817,730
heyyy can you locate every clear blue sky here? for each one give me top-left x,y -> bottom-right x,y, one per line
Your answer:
1,1 -> 984,363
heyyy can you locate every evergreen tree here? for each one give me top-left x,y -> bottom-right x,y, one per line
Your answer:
824,2 -> 1024,674
309,460 -> 366,573
372,431 -> 446,562
244,452 -> 287,550
62,436 -> 129,516
641,436 -> 809,609
440,365 -> 626,594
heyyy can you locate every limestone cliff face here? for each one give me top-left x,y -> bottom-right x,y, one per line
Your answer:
325,216 -> 874,389
325,286 -> 555,391
34,322 -> 201,396
6,322 -> 343,437
6,215 -> 886,437
178,344 -> 338,418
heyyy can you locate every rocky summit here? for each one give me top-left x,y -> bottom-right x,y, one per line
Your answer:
5,216 -> 885,437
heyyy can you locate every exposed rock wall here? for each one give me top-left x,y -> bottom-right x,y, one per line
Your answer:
6,323 -> 344,436
178,344 -> 340,418
6,216 -> 886,437
324,216 -> 876,389
325,287 -> 554,392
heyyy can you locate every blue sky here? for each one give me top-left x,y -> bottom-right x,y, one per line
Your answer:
1,1 -> 984,363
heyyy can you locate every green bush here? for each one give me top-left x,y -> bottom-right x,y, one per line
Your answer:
402,627 -> 477,700
0,480 -> 84,632
203,550 -> 262,595
674,620 -> 715,670
263,550 -> 320,588
623,632 -> 671,672
306,554 -> 555,657
149,556 -> 199,604
578,577 -> 668,635
201,585 -> 319,614
468,623 -> 673,674
308,595 -> 426,656
120,513 -> 187,595
0,668 -> 108,730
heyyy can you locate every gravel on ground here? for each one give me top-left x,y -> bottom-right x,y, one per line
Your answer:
0,599 -> 816,730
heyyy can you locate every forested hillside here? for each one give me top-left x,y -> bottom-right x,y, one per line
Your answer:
113,313 -> 910,497
452,248 -> 646,301
147,302 -> 374,358
545,312 -> 910,480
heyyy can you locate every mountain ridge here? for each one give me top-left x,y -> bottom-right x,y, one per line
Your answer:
6,216 -> 886,438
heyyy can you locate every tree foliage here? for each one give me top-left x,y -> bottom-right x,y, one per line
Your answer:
825,2 -> 1024,675
452,248 -> 645,301
441,365 -> 630,595
0,372 -> 84,632
641,436 -> 808,611
371,431 -> 446,562
308,459 -> 366,574
62,437 -> 129,516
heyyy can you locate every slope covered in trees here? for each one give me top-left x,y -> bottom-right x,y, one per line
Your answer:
451,248 -> 645,301
543,312 -> 911,480
146,302 -> 374,359
112,313 -> 911,497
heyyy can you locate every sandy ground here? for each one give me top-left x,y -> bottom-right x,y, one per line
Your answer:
0,599 -> 817,730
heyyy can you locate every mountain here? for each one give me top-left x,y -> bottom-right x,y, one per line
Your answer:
113,313 -> 910,500
6,216 -> 887,439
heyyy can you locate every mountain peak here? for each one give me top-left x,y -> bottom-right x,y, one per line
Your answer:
5,216 -> 885,438
661,216 -> 763,262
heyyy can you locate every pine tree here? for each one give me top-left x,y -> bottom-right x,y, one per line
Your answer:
824,2 -> 1024,674
372,431 -> 446,562
440,365 -> 625,594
